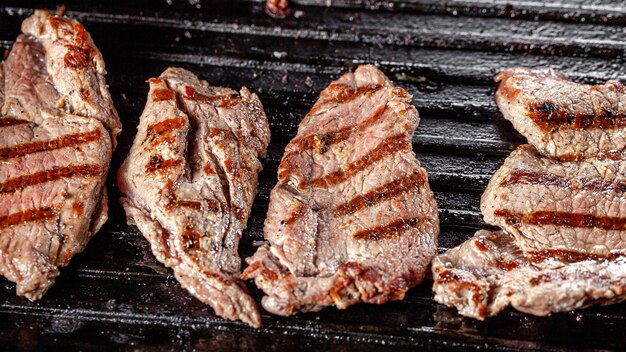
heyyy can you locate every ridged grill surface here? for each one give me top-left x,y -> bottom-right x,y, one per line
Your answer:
0,1 -> 625,350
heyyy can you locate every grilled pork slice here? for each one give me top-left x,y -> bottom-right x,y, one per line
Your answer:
242,65 -> 439,316
495,67 -> 626,161
482,144 -> 626,257
433,230 -> 626,319
0,10 -> 118,300
118,68 -> 270,328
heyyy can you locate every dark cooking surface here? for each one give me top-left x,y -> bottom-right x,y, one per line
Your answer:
0,0 -> 625,350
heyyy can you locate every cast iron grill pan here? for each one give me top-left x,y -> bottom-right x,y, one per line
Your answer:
0,1 -> 625,350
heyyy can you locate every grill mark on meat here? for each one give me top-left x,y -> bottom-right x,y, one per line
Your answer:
204,163 -> 215,175
167,198 -> 221,213
49,17 -> 95,69
502,170 -> 626,193
79,88 -> 90,100
283,204 -> 308,226
354,217 -> 419,240
528,101 -> 626,132
474,238 -> 489,251
183,86 -> 240,108
437,270 -> 485,314
146,117 -> 187,146
182,224 -> 201,250
558,150 -> 624,162
0,117 -> 28,127
153,88 -> 175,102
494,209 -> 626,231
72,202 -> 85,216
334,171 -> 426,216
0,164 -> 103,194
310,134 -> 410,188
147,117 -> 186,135
495,259 -> 519,271
0,205 -> 58,229
146,155 -> 183,173
527,249 -> 625,264
224,159 -> 247,180
208,129 -> 251,180
293,104 -> 388,154
177,200 -> 202,210
308,84 -> 384,116
0,129 -> 101,161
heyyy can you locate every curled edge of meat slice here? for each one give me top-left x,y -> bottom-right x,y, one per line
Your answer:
432,230 -> 626,319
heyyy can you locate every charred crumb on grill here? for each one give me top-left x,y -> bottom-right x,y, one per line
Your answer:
265,0 -> 291,19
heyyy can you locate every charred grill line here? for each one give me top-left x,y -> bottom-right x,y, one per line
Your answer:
0,129 -> 102,161
494,209 -> 626,231
293,104 -> 388,154
310,134 -> 410,188
334,171 -> 426,216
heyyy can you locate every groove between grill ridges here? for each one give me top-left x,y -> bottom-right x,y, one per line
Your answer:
3,35 -> 625,85
5,0 -> 626,25
2,5 -> 625,59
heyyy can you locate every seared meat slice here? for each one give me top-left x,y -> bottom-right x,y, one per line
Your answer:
242,65 -> 439,316
118,68 -> 270,328
495,67 -> 626,161
482,145 -> 626,257
0,10 -> 118,300
22,11 -> 121,141
433,230 -> 626,319
434,67 -> 626,319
